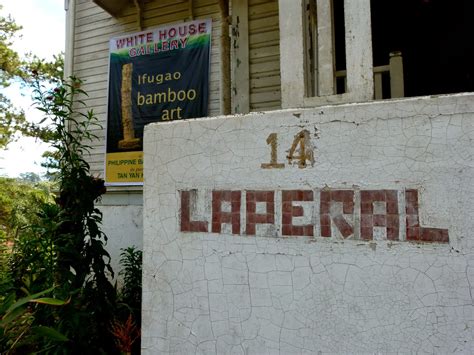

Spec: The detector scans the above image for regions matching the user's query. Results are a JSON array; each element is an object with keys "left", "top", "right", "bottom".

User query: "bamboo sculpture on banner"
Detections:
[{"left": 118, "top": 63, "right": 141, "bottom": 150}]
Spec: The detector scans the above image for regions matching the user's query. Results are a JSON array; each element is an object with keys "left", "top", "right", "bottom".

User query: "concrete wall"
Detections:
[
  {"left": 97, "top": 193, "right": 143, "bottom": 280},
  {"left": 143, "top": 93, "right": 474, "bottom": 353}
]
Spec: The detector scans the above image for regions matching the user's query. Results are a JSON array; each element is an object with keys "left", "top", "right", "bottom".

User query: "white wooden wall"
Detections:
[
  {"left": 73, "top": 0, "right": 222, "bottom": 177},
  {"left": 248, "top": 0, "right": 281, "bottom": 111}
]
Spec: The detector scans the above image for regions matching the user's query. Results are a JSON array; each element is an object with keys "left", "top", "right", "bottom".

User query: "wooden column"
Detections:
[
  {"left": 344, "top": 0, "right": 373, "bottom": 101},
  {"left": 278, "top": 0, "right": 305, "bottom": 108},
  {"left": 219, "top": 0, "right": 231, "bottom": 115},
  {"left": 231, "top": 0, "right": 250, "bottom": 114},
  {"left": 316, "top": 0, "right": 335, "bottom": 96},
  {"left": 187, "top": 0, "right": 194, "bottom": 20},
  {"left": 389, "top": 51, "right": 404, "bottom": 98}
]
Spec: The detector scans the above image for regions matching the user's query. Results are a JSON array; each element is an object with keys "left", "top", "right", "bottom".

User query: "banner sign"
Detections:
[{"left": 105, "top": 19, "right": 212, "bottom": 185}]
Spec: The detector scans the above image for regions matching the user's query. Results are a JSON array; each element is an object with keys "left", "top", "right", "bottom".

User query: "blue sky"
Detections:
[{"left": 0, "top": 0, "right": 64, "bottom": 177}]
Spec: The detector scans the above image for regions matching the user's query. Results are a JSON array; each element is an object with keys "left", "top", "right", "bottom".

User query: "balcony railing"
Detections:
[{"left": 335, "top": 51, "right": 404, "bottom": 99}]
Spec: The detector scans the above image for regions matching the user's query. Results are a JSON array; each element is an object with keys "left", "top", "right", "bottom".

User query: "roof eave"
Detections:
[{"left": 93, "top": 0, "right": 129, "bottom": 17}]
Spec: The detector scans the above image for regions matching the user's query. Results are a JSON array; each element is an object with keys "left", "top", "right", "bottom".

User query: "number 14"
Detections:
[{"left": 261, "top": 130, "right": 315, "bottom": 169}]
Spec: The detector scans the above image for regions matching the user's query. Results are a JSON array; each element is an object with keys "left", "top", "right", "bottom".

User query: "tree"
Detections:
[
  {"left": 0, "top": 8, "right": 22, "bottom": 85},
  {"left": 0, "top": 7, "right": 23, "bottom": 148},
  {"left": 0, "top": 4, "right": 63, "bottom": 149},
  {"left": 18, "top": 171, "right": 41, "bottom": 183}
]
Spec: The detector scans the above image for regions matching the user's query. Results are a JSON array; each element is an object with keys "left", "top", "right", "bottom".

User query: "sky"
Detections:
[{"left": 0, "top": 0, "right": 65, "bottom": 178}]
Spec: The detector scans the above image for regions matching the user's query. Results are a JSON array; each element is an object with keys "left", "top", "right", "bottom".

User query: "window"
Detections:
[{"left": 300, "top": 0, "right": 473, "bottom": 107}]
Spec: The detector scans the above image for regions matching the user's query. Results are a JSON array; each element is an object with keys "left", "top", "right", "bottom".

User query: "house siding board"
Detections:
[
  {"left": 76, "top": 6, "right": 112, "bottom": 19},
  {"left": 76, "top": 1, "right": 98, "bottom": 12},
  {"left": 72, "top": 0, "right": 222, "bottom": 179},
  {"left": 248, "top": 0, "right": 281, "bottom": 111}
]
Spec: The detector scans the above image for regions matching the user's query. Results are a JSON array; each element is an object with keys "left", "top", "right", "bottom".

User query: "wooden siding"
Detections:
[
  {"left": 248, "top": 0, "right": 281, "bottom": 111},
  {"left": 73, "top": 0, "right": 222, "bottom": 177}
]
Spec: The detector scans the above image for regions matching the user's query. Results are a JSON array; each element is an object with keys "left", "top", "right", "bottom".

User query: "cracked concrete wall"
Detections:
[{"left": 143, "top": 94, "right": 474, "bottom": 353}]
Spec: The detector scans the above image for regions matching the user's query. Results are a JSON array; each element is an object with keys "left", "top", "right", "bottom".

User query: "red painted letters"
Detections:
[
  {"left": 282, "top": 190, "right": 314, "bottom": 237},
  {"left": 246, "top": 191, "right": 275, "bottom": 235},
  {"left": 405, "top": 189, "right": 449, "bottom": 243},
  {"left": 360, "top": 190, "right": 399, "bottom": 241},
  {"left": 179, "top": 188, "right": 449, "bottom": 243},
  {"left": 320, "top": 190, "right": 354, "bottom": 238},
  {"left": 180, "top": 190, "right": 208, "bottom": 232},
  {"left": 212, "top": 191, "right": 241, "bottom": 234}
]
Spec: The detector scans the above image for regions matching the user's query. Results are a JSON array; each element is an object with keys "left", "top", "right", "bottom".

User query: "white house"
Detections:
[{"left": 65, "top": 0, "right": 474, "bottom": 352}]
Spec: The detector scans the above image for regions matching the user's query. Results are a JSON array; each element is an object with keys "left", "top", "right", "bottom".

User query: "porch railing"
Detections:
[{"left": 335, "top": 51, "right": 404, "bottom": 99}]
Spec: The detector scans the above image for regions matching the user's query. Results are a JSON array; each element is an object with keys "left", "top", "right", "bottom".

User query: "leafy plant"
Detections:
[
  {"left": 24, "top": 76, "right": 118, "bottom": 353},
  {"left": 119, "top": 246, "right": 142, "bottom": 316},
  {"left": 114, "top": 246, "right": 142, "bottom": 353},
  {"left": 110, "top": 314, "right": 140, "bottom": 354},
  {"left": 0, "top": 286, "right": 69, "bottom": 353},
  {"left": 0, "top": 177, "right": 53, "bottom": 241},
  {"left": 0, "top": 74, "right": 125, "bottom": 353}
]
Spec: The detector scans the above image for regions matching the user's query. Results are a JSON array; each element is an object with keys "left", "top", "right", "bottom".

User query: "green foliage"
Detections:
[
  {"left": 0, "top": 177, "right": 53, "bottom": 241},
  {"left": 0, "top": 5, "right": 27, "bottom": 148},
  {"left": 117, "top": 246, "right": 142, "bottom": 353},
  {"left": 40, "top": 149, "right": 61, "bottom": 181},
  {"left": 22, "top": 53, "right": 64, "bottom": 85},
  {"left": 0, "top": 286, "right": 69, "bottom": 353},
  {"left": 18, "top": 172, "right": 41, "bottom": 183},
  {"left": 0, "top": 7, "right": 22, "bottom": 85},
  {"left": 0, "top": 92, "right": 27, "bottom": 148},
  {"left": 119, "top": 246, "right": 142, "bottom": 314},
  {"left": 0, "top": 77, "right": 120, "bottom": 354},
  {"left": 8, "top": 204, "right": 58, "bottom": 296},
  {"left": 0, "top": 57, "right": 145, "bottom": 351},
  {"left": 29, "top": 77, "right": 117, "bottom": 353}
]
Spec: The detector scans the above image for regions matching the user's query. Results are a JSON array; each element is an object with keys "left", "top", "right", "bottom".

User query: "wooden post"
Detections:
[
  {"left": 316, "top": 0, "right": 335, "bottom": 96},
  {"left": 303, "top": 0, "right": 315, "bottom": 97},
  {"left": 389, "top": 51, "right": 404, "bottom": 98},
  {"left": 343, "top": 0, "right": 373, "bottom": 101},
  {"left": 219, "top": 0, "right": 231, "bottom": 115},
  {"left": 231, "top": 0, "right": 250, "bottom": 114},
  {"left": 278, "top": 0, "right": 305, "bottom": 108},
  {"left": 187, "top": 0, "right": 194, "bottom": 20},
  {"left": 374, "top": 72, "right": 383, "bottom": 99},
  {"left": 133, "top": 0, "right": 144, "bottom": 31}
]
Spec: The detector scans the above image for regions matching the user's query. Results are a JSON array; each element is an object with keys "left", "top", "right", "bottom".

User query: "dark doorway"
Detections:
[{"left": 371, "top": 0, "right": 474, "bottom": 97}]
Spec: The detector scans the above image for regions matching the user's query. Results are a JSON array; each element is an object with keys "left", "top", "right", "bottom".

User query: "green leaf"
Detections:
[
  {"left": 4, "top": 286, "right": 54, "bottom": 315},
  {"left": 29, "top": 297, "right": 70, "bottom": 306},
  {"left": 32, "top": 326, "right": 69, "bottom": 342},
  {"left": 0, "top": 304, "right": 26, "bottom": 327},
  {"left": 0, "top": 293, "right": 15, "bottom": 313}
]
